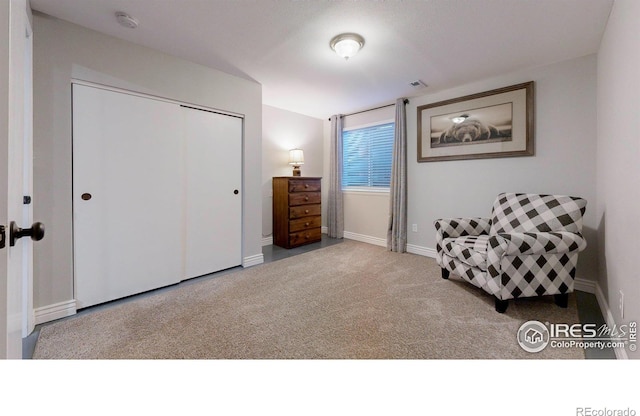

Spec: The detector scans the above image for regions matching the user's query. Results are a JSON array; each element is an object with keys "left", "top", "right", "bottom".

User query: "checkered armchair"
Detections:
[{"left": 434, "top": 193, "right": 587, "bottom": 313}]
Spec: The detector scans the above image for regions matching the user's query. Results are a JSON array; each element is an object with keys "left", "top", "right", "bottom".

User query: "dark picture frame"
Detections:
[{"left": 417, "top": 81, "right": 534, "bottom": 162}]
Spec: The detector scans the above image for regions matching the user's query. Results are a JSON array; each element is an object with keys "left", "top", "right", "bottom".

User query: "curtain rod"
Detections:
[{"left": 327, "top": 99, "right": 409, "bottom": 121}]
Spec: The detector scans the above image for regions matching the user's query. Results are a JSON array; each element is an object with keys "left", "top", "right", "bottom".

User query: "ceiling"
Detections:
[{"left": 29, "top": 0, "right": 613, "bottom": 119}]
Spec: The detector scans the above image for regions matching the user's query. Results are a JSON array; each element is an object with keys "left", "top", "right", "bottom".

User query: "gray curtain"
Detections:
[
  {"left": 387, "top": 98, "right": 408, "bottom": 252},
  {"left": 327, "top": 115, "right": 344, "bottom": 238}
]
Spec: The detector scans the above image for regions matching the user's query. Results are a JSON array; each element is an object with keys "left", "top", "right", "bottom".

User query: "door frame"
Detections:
[{"left": 21, "top": 10, "right": 33, "bottom": 337}]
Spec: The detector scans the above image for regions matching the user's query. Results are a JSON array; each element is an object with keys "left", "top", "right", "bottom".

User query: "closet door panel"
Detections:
[
  {"left": 73, "top": 84, "right": 184, "bottom": 308},
  {"left": 183, "top": 107, "right": 242, "bottom": 279}
]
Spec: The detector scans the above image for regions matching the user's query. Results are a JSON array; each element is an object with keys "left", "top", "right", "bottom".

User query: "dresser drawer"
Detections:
[
  {"left": 273, "top": 176, "right": 322, "bottom": 249},
  {"left": 289, "top": 227, "right": 321, "bottom": 246},
  {"left": 289, "top": 192, "right": 321, "bottom": 206},
  {"left": 289, "top": 215, "right": 321, "bottom": 233},
  {"left": 288, "top": 179, "right": 321, "bottom": 193},
  {"left": 289, "top": 204, "right": 321, "bottom": 219}
]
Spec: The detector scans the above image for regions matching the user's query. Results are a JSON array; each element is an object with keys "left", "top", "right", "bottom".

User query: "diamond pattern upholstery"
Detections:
[
  {"left": 443, "top": 235, "right": 490, "bottom": 270},
  {"left": 434, "top": 193, "right": 587, "bottom": 310}
]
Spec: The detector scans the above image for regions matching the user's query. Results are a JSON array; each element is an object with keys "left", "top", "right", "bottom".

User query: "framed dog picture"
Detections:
[{"left": 417, "top": 81, "right": 534, "bottom": 162}]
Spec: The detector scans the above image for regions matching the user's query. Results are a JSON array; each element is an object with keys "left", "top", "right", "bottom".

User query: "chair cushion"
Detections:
[
  {"left": 490, "top": 193, "right": 587, "bottom": 235},
  {"left": 443, "top": 235, "right": 490, "bottom": 271}
]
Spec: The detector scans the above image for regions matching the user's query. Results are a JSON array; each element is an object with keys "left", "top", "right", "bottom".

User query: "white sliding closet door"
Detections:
[
  {"left": 183, "top": 106, "right": 242, "bottom": 279},
  {"left": 73, "top": 84, "right": 184, "bottom": 309}
]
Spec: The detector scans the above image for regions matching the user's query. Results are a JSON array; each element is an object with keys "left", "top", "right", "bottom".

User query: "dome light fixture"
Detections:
[
  {"left": 330, "top": 33, "right": 365, "bottom": 60},
  {"left": 115, "top": 11, "right": 139, "bottom": 29}
]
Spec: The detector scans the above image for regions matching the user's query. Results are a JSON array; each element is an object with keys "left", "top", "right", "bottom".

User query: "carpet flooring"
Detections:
[{"left": 33, "top": 240, "right": 584, "bottom": 359}]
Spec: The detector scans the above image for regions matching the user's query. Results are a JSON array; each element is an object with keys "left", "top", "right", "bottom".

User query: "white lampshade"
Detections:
[
  {"left": 330, "top": 33, "right": 365, "bottom": 60},
  {"left": 288, "top": 149, "right": 304, "bottom": 166}
]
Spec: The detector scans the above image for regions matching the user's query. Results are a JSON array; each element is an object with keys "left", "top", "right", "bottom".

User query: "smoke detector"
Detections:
[{"left": 115, "top": 12, "right": 139, "bottom": 29}]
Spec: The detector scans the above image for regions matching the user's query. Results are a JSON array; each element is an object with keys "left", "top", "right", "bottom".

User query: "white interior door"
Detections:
[
  {"left": 183, "top": 107, "right": 242, "bottom": 279},
  {"left": 1, "top": 0, "right": 30, "bottom": 358},
  {"left": 73, "top": 84, "right": 184, "bottom": 309},
  {"left": 0, "top": 2, "right": 8, "bottom": 360}
]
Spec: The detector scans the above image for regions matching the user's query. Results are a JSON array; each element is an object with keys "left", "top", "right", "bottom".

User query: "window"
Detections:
[{"left": 342, "top": 122, "right": 394, "bottom": 190}]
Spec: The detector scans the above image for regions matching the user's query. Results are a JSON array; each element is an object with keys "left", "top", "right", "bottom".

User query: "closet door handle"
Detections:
[{"left": 233, "top": 189, "right": 239, "bottom": 195}]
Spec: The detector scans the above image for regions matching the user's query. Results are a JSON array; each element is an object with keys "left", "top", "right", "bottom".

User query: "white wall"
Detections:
[
  {"left": 262, "top": 105, "right": 323, "bottom": 239},
  {"left": 596, "top": 0, "right": 640, "bottom": 359},
  {"left": 409, "top": 55, "right": 598, "bottom": 280},
  {"left": 324, "top": 55, "right": 599, "bottom": 280},
  {"left": 32, "top": 13, "right": 262, "bottom": 313}
]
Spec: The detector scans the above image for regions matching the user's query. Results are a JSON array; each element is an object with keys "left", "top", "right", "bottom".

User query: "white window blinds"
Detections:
[{"left": 342, "top": 122, "right": 394, "bottom": 189}]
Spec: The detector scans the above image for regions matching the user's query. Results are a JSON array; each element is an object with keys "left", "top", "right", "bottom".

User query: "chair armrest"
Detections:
[
  {"left": 434, "top": 217, "right": 491, "bottom": 238},
  {"left": 434, "top": 218, "right": 491, "bottom": 267},
  {"left": 497, "top": 231, "right": 587, "bottom": 256}
]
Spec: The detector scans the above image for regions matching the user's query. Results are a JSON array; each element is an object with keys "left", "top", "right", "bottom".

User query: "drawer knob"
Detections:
[
  {"left": 305, "top": 222, "right": 310, "bottom": 227},
  {"left": 305, "top": 234, "right": 310, "bottom": 239},
  {"left": 304, "top": 196, "right": 309, "bottom": 201},
  {"left": 304, "top": 184, "right": 309, "bottom": 188},
  {"left": 304, "top": 209, "right": 309, "bottom": 214}
]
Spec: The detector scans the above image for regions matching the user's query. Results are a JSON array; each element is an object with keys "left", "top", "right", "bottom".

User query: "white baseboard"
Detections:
[
  {"left": 407, "top": 244, "right": 436, "bottom": 258},
  {"left": 321, "top": 226, "right": 328, "bottom": 234},
  {"left": 34, "top": 300, "right": 77, "bottom": 325},
  {"left": 341, "top": 233, "right": 438, "bottom": 258},
  {"left": 343, "top": 231, "right": 386, "bottom": 247},
  {"left": 574, "top": 278, "right": 596, "bottom": 294},
  {"left": 242, "top": 253, "right": 264, "bottom": 268},
  {"left": 594, "top": 282, "right": 628, "bottom": 359}
]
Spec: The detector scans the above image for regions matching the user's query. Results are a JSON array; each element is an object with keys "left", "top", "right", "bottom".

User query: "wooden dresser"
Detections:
[{"left": 272, "top": 176, "right": 322, "bottom": 248}]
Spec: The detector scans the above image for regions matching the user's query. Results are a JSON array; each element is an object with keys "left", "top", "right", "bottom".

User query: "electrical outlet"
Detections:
[
  {"left": 412, "top": 224, "right": 418, "bottom": 232},
  {"left": 619, "top": 290, "right": 624, "bottom": 319}
]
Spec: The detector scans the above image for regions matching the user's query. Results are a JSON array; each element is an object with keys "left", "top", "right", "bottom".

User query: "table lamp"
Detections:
[{"left": 289, "top": 148, "right": 304, "bottom": 176}]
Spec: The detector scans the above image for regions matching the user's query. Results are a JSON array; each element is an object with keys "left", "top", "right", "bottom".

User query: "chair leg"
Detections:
[
  {"left": 554, "top": 293, "right": 569, "bottom": 308},
  {"left": 441, "top": 268, "right": 450, "bottom": 279},
  {"left": 495, "top": 298, "right": 508, "bottom": 313}
]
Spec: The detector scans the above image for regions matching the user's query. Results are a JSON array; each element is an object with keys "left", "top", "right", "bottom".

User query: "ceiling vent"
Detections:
[
  {"left": 115, "top": 12, "right": 139, "bottom": 29},
  {"left": 409, "top": 80, "right": 427, "bottom": 89}
]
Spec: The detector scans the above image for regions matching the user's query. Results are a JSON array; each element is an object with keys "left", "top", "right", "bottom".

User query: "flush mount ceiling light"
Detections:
[
  {"left": 115, "top": 11, "right": 139, "bottom": 29},
  {"left": 330, "top": 33, "right": 365, "bottom": 60}
]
